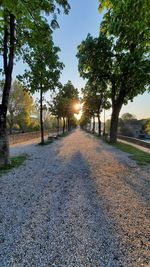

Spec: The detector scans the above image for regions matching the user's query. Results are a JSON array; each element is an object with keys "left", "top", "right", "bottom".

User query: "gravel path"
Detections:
[{"left": 0, "top": 129, "right": 150, "bottom": 267}]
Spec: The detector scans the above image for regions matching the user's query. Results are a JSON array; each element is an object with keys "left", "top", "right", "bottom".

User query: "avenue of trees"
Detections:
[
  {"left": 50, "top": 81, "right": 79, "bottom": 134},
  {"left": 0, "top": 0, "right": 70, "bottom": 166},
  {"left": 77, "top": 0, "right": 150, "bottom": 143},
  {"left": 0, "top": 0, "right": 150, "bottom": 167}
]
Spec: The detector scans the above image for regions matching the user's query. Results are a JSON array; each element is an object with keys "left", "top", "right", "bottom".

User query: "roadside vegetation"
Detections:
[
  {"left": 111, "top": 142, "right": 150, "bottom": 166},
  {"left": 0, "top": 154, "right": 27, "bottom": 175}
]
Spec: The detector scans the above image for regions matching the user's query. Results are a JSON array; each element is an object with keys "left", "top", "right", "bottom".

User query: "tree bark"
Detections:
[
  {"left": 97, "top": 114, "right": 101, "bottom": 136},
  {"left": 66, "top": 117, "right": 69, "bottom": 132},
  {"left": 40, "top": 87, "right": 44, "bottom": 144},
  {"left": 92, "top": 116, "right": 95, "bottom": 133},
  {"left": 68, "top": 117, "right": 71, "bottom": 132},
  {"left": 103, "top": 109, "right": 106, "bottom": 136},
  {"left": 57, "top": 117, "right": 60, "bottom": 134},
  {"left": 0, "top": 13, "right": 15, "bottom": 167},
  {"left": 63, "top": 117, "right": 65, "bottom": 134},
  {"left": 110, "top": 102, "right": 122, "bottom": 143},
  {"left": 0, "top": 106, "right": 10, "bottom": 166}
]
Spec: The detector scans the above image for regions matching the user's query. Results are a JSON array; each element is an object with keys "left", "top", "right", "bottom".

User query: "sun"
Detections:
[
  {"left": 74, "top": 103, "right": 80, "bottom": 111},
  {"left": 74, "top": 103, "right": 83, "bottom": 120}
]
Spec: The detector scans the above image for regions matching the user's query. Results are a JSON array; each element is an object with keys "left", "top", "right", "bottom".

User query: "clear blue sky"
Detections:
[{"left": 11, "top": 0, "right": 150, "bottom": 119}]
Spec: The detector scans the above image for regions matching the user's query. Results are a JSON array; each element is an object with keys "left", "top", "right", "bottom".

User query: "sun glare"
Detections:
[
  {"left": 74, "top": 103, "right": 80, "bottom": 111},
  {"left": 74, "top": 103, "right": 82, "bottom": 120}
]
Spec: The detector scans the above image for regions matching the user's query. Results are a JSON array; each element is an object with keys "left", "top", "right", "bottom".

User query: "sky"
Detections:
[{"left": 4, "top": 0, "right": 150, "bottom": 120}]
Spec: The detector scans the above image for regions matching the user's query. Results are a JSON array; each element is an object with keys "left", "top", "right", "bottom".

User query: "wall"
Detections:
[
  {"left": 9, "top": 130, "right": 57, "bottom": 145},
  {"left": 118, "top": 135, "right": 150, "bottom": 149}
]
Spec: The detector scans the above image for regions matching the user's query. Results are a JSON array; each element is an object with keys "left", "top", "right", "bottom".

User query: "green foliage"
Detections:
[
  {"left": 99, "top": 0, "right": 150, "bottom": 51},
  {"left": 38, "top": 140, "right": 53, "bottom": 146},
  {"left": 0, "top": 80, "right": 34, "bottom": 132},
  {"left": 99, "top": 0, "right": 150, "bottom": 101},
  {"left": 143, "top": 119, "right": 150, "bottom": 135},
  {"left": 79, "top": 114, "right": 90, "bottom": 129},
  {"left": 19, "top": 39, "right": 63, "bottom": 94},
  {"left": 77, "top": 34, "right": 113, "bottom": 84}
]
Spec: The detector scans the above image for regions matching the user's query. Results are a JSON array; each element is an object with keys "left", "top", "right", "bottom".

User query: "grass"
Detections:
[
  {"left": 38, "top": 140, "right": 53, "bottom": 146},
  {"left": 58, "top": 132, "right": 69, "bottom": 137},
  {"left": 109, "top": 141, "right": 150, "bottom": 166},
  {"left": 0, "top": 154, "right": 27, "bottom": 175}
]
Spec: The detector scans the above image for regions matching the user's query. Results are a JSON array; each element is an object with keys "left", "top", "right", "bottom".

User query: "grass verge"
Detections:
[
  {"left": 58, "top": 132, "right": 69, "bottom": 138},
  {"left": 38, "top": 140, "right": 53, "bottom": 146},
  {"left": 109, "top": 141, "right": 150, "bottom": 166},
  {"left": 0, "top": 154, "right": 27, "bottom": 175}
]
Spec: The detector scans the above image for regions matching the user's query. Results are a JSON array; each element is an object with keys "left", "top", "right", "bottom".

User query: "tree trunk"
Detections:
[
  {"left": 63, "top": 117, "right": 65, "bottom": 134},
  {"left": 57, "top": 117, "right": 60, "bottom": 134},
  {"left": 97, "top": 114, "right": 101, "bottom": 136},
  {"left": 68, "top": 117, "right": 71, "bottom": 132},
  {"left": 110, "top": 103, "right": 122, "bottom": 143},
  {"left": 0, "top": 13, "right": 15, "bottom": 167},
  {"left": 92, "top": 116, "right": 95, "bottom": 133},
  {"left": 66, "top": 117, "right": 69, "bottom": 132},
  {"left": 103, "top": 109, "right": 106, "bottom": 136},
  {"left": 40, "top": 87, "right": 44, "bottom": 144},
  {"left": 0, "top": 107, "right": 10, "bottom": 166}
]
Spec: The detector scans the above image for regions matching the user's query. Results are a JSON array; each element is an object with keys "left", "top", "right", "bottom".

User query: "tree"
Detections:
[
  {"left": 50, "top": 93, "right": 67, "bottom": 134},
  {"left": 19, "top": 38, "right": 63, "bottom": 144},
  {"left": 79, "top": 113, "right": 91, "bottom": 130},
  {"left": 118, "top": 113, "right": 138, "bottom": 137},
  {"left": 143, "top": 119, "right": 150, "bottom": 135},
  {"left": 50, "top": 81, "right": 79, "bottom": 133},
  {"left": 98, "top": 0, "right": 150, "bottom": 143},
  {"left": 7, "top": 80, "right": 33, "bottom": 133},
  {"left": 60, "top": 81, "right": 79, "bottom": 132},
  {"left": 77, "top": 35, "right": 112, "bottom": 135},
  {"left": 82, "top": 81, "right": 111, "bottom": 136},
  {"left": 0, "top": 0, "right": 70, "bottom": 166}
]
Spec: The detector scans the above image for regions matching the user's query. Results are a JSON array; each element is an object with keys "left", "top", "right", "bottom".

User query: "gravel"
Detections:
[{"left": 0, "top": 129, "right": 150, "bottom": 267}]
